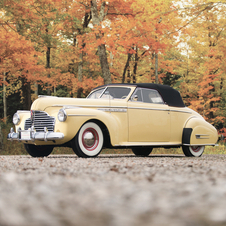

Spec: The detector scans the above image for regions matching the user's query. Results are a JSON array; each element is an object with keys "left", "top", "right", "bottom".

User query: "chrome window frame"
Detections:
[
  {"left": 100, "top": 87, "right": 131, "bottom": 99},
  {"left": 86, "top": 87, "right": 107, "bottom": 99},
  {"left": 130, "top": 88, "right": 165, "bottom": 105}
]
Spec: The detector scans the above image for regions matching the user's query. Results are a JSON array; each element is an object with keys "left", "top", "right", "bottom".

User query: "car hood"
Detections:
[{"left": 31, "top": 96, "right": 123, "bottom": 111}]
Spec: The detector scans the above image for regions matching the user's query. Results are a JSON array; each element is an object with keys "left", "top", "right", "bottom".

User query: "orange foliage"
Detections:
[
  {"left": 1, "top": 0, "right": 226, "bottom": 135},
  {"left": 0, "top": 28, "right": 46, "bottom": 86}
]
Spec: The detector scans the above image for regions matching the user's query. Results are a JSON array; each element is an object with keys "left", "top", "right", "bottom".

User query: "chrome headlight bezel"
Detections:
[
  {"left": 13, "top": 113, "right": 20, "bottom": 125},
  {"left": 58, "top": 109, "right": 67, "bottom": 122}
]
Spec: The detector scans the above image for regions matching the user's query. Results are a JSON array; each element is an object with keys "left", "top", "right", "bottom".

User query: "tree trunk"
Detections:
[
  {"left": 46, "top": 46, "right": 51, "bottom": 95},
  {"left": 126, "top": 67, "right": 131, "bottom": 83},
  {"left": 98, "top": 44, "right": 111, "bottom": 84},
  {"left": 77, "top": 51, "right": 83, "bottom": 97},
  {"left": 155, "top": 52, "right": 158, "bottom": 84},
  {"left": 91, "top": 0, "right": 111, "bottom": 84},
  {"left": 122, "top": 52, "right": 132, "bottom": 83},
  {"left": 21, "top": 77, "right": 31, "bottom": 110},
  {"left": 46, "top": 46, "right": 51, "bottom": 69},
  {"left": 35, "top": 83, "right": 38, "bottom": 96},
  {"left": 132, "top": 46, "right": 138, "bottom": 83},
  {"left": 76, "top": 12, "right": 91, "bottom": 97},
  {"left": 3, "top": 74, "right": 7, "bottom": 122},
  {"left": 0, "top": 124, "right": 3, "bottom": 150},
  {"left": 77, "top": 51, "right": 84, "bottom": 98}
]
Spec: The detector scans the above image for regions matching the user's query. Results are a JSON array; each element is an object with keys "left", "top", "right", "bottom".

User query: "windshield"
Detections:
[
  {"left": 87, "top": 87, "right": 131, "bottom": 99},
  {"left": 87, "top": 88, "right": 105, "bottom": 99}
]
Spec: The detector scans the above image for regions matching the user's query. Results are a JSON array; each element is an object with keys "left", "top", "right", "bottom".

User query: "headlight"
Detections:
[
  {"left": 58, "top": 109, "right": 67, "bottom": 122},
  {"left": 13, "top": 113, "right": 20, "bottom": 125}
]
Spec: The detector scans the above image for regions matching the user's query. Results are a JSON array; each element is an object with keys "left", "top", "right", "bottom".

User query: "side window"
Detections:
[
  {"left": 131, "top": 88, "right": 164, "bottom": 104},
  {"left": 142, "top": 89, "right": 164, "bottom": 104},
  {"left": 131, "top": 88, "right": 142, "bottom": 102}
]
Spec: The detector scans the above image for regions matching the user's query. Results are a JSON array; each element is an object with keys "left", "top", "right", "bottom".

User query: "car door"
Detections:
[{"left": 128, "top": 88, "right": 171, "bottom": 142}]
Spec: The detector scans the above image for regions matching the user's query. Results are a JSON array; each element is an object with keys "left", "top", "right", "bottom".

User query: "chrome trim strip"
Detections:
[
  {"left": 53, "top": 104, "right": 191, "bottom": 114},
  {"left": 128, "top": 107, "right": 169, "bottom": 111},
  {"left": 183, "top": 143, "right": 216, "bottom": 146},
  {"left": 196, "top": 134, "right": 210, "bottom": 139},
  {"left": 170, "top": 109, "right": 192, "bottom": 114},
  {"left": 115, "top": 142, "right": 181, "bottom": 146},
  {"left": 63, "top": 106, "right": 80, "bottom": 109},
  {"left": 53, "top": 105, "right": 81, "bottom": 108},
  {"left": 53, "top": 104, "right": 127, "bottom": 109},
  {"left": 98, "top": 108, "right": 127, "bottom": 112},
  {"left": 68, "top": 114, "right": 96, "bottom": 117},
  {"left": 196, "top": 134, "right": 210, "bottom": 136}
]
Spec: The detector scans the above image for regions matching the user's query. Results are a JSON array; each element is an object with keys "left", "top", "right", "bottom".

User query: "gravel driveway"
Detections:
[{"left": 0, "top": 154, "right": 226, "bottom": 226}]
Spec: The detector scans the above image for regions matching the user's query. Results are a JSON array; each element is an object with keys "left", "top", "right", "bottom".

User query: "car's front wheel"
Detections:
[
  {"left": 182, "top": 145, "right": 205, "bottom": 157},
  {"left": 72, "top": 122, "right": 104, "bottom": 158},
  {"left": 132, "top": 147, "right": 153, "bottom": 156},
  {"left": 24, "top": 144, "right": 53, "bottom": 157}
]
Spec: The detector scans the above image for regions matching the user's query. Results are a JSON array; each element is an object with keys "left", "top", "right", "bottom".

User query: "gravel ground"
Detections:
[{"left": 0, "top": 154, "right": 226, "bottom": 226}]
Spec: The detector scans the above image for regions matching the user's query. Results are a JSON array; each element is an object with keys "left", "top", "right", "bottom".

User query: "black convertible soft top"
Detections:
[
  {"left": 134, "top": 83, "right": 185, "bottom": 107},
  {"left": 92, "top": 83, "right": 185, "bottom": 108}
]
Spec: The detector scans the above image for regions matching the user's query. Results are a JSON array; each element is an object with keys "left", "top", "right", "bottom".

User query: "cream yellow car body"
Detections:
[{"left": 8, "top": 83, "right": 218, "bottom": 157}]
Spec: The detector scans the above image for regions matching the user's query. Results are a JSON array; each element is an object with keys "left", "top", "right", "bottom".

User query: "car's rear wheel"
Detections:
[
  {"left": 182, "top": 145, "right": 205, "bottom": 157},
  {"left": 24, "top": 144, "right": 53, "bottom": 157},
  {"left": 72, "top": 122, "right": 104, "bottom": 158},
  {"left": 132, "top": 147, "right": 153, "bottom": 156}
]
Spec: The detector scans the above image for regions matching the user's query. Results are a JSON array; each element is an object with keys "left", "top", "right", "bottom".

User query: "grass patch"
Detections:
[{"left": 1, "top": 122, "right": 226, "bottom": 155}]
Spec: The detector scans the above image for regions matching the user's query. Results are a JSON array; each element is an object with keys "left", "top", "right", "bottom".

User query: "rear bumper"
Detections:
[{"left": 7, "top": 127, "right": 64, "bottom": 142}]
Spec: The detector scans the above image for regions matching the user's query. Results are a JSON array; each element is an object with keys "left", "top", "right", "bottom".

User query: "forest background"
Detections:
[{"left": 1, "top": 0, "right": 226, "bottom": 146}]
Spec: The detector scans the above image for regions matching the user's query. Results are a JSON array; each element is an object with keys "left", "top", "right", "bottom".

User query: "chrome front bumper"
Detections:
[{"left": 7, "top": 127, "right": 64, "bottom": 142}]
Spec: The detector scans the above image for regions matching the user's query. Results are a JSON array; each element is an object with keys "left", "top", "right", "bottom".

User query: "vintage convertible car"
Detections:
[{"left": 8, "top": 83, "right": 218, "bottom": 158}]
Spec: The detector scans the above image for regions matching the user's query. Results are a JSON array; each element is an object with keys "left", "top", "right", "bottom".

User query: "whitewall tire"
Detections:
[
  {"left": 72, "top": 122, "right": 104, "bottom": 158},
  {"left": 182, "top": 145, "right": 205, "bottom": 157}
]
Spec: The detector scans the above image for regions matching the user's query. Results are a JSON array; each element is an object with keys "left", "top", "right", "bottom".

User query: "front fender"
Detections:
[
  {"left": 182, "top": 117, "right": 218, "bottom": 146},
  {"left": 54, "top": 107, "right": 126, "bottom": 145},
  {"left": 14, "top": 111, "right": 31, "bottom": 131}
]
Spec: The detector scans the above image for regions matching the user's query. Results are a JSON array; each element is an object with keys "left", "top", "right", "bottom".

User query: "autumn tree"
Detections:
[
  {"left": 2, "top": 0, "right": 226, "bottom": 139},
  {"left": 0, "top": 25, "right": 46, "bottom": 116},
  {"left": 174, "top": 0, "right": 226, "bottom": 134}
]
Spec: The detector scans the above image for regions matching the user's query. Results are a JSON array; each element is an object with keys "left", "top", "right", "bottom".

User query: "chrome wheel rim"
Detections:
[
  {"left": 191, "top": 146, "right": 202, "bottom": 152},
  {"left": 82, "top": 128, "right": 99, "bottom": 151}
]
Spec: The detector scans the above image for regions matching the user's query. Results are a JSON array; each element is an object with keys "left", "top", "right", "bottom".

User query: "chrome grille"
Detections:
[
  {"left": 24, "top": 111, "right": 55, "bottom": 132},
  {"left": 25, "top": 118, "right": 32, "bottom": 130}
]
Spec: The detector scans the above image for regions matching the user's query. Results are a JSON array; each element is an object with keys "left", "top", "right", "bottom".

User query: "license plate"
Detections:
[{"left": 21, "top": 131, "right": 31, "bottom": 140}]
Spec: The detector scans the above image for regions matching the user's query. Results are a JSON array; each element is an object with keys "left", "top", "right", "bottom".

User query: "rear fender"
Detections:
[{"left": 182, "top": 117, "right": 218, "bottom": 146}]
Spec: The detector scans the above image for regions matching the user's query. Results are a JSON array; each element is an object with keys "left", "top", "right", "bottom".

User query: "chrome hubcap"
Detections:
[
  {"left": 83, "top": 131, "right": 95, "bottom": 148},
  {"left": 191, "top": 146, "right": 201, "bottom": 152}
]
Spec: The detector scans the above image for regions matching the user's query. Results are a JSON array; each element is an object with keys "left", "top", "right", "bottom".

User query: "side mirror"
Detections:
[{"left": 132, "top": 95, "right": 138, "bottom": 101}]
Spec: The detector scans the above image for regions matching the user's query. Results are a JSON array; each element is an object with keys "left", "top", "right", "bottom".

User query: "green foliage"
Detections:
[
  {"left": 52, "top": 87, "right": 71, "bottom": 97},
  {"left": 0, "top": 87, "right": 23, "bottom": 121},
  {"left": 162, "top": 72, "right": 181, "bottom": 87}
]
